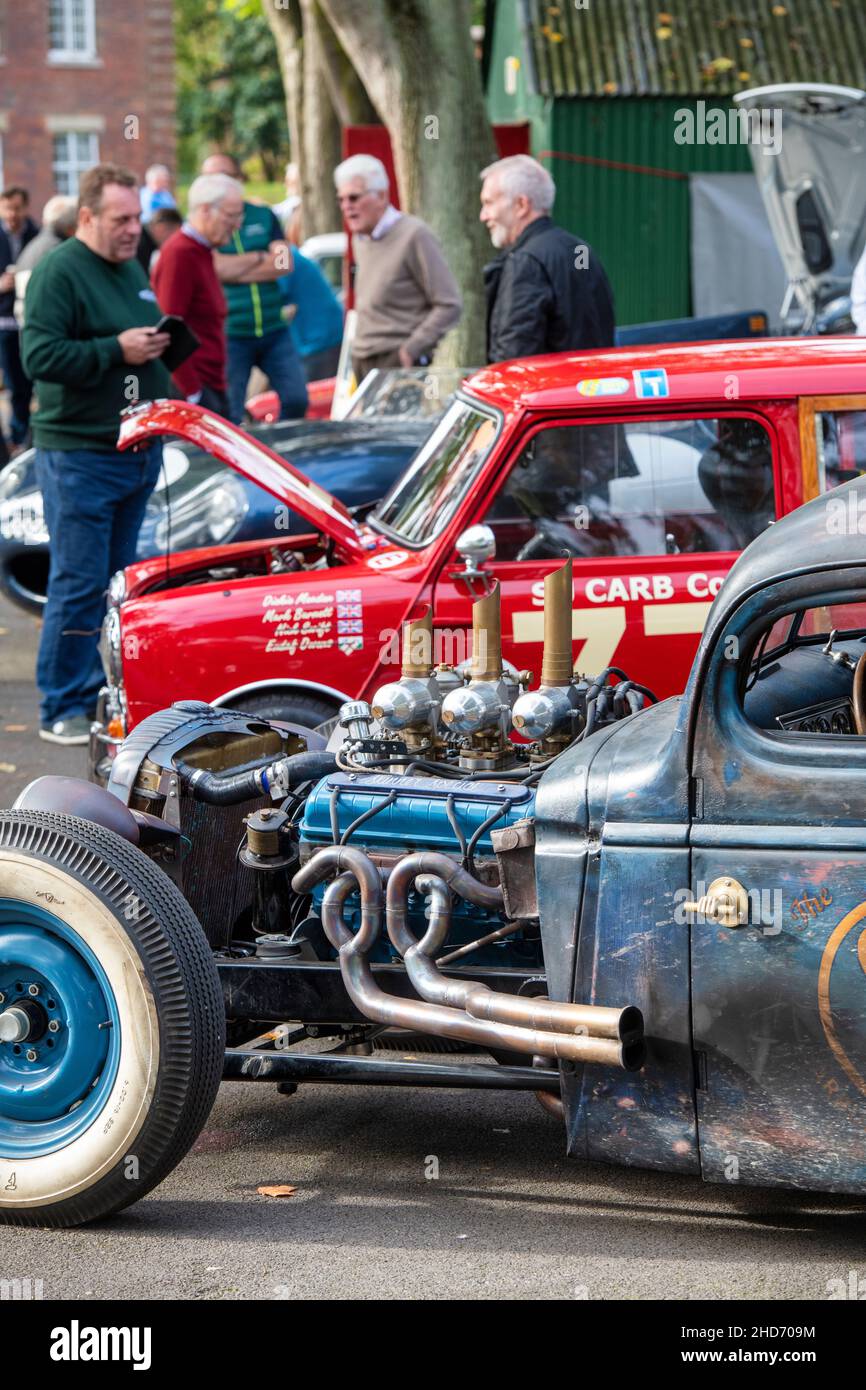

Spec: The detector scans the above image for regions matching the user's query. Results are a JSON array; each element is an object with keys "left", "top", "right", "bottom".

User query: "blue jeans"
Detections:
[
  {"left": 0, "top": 327, "right": 33, "bottom": 445},
  {"left": 227, "top": 326, "right": 308, "bottom": 424},
  {"left": 302, "top": 343, "right": 342, "bottom": 382},
  {"left": 35, "top": 443, "right": 163, "bottom": 725}
]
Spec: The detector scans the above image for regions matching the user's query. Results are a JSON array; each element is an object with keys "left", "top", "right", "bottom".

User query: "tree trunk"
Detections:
[
  {"left": 297, "top": 0, "right": 343, "bottom": 236},
  {"left": 317, "top": 0, "right": 495, "bottom": 367},
  {"left": 262, "top": 0, "right": 342, "bottom": 237},
  {"left": 261, "top": 0, "right": 304, "bottom": 169}
]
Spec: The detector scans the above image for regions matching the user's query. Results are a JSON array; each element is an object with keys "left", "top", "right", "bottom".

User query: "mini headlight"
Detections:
[
  {"left": 108, "top": 569, "right": 127, "bottom": 608},
  {"left": 99, "top": 607, "right": 122, "bottom": 685}
]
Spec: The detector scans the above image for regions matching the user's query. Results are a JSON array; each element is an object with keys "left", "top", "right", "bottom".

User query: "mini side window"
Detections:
[
  {"left": 814, "top": 410, "right": 866, "bottom": 492},
  {"left": 482, "top": 417, "right": 775, "bottom": 562}
]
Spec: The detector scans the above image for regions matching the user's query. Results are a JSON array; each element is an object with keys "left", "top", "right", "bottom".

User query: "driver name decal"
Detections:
[{"left": 260, "top": 589, "right": 336, "bottom": 657}]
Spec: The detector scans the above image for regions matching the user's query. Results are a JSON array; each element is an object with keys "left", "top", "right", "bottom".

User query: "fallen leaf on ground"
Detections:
[
  {"left": 257, "top": 1184, "right": 297, "bottom": 1198},
  {"left": 0, "top": 627, "right": 7, "bottom": 636},
  {"left": 0, "top": 763, "right": 16, "bottom": 773},
  {"left": 4, "top": 725, "right": 26, "bottom": 732}
]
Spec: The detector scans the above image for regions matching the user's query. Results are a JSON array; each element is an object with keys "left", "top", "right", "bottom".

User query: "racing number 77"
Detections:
[{"left": 511, "top": 602, "right": 713, "bottom": 675}]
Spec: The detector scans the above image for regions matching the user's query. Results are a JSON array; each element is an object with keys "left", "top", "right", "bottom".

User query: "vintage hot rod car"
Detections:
[
  {"left": 3, "top": 474, "right": 866, "bottom": 1225},
  {"left": 89, "top": 337, "right": 866, "bottom": 783}
]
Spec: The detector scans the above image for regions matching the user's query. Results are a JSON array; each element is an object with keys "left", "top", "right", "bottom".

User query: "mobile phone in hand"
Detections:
[{"left": 151, "top": 314, "right": 200, "bottom": 372}]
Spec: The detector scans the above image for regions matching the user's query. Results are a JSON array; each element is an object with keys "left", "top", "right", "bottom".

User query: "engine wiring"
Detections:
[
  {"left": 464, "top": 800, "right": 513, "bottom": 875},
  {"left": 338, "top": 788, "right": 399, "bottom": 845}
]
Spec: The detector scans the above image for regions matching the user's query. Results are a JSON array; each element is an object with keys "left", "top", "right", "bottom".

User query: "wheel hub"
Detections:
[
  {"left": 0, "top": 903, "right": 120, "bottom": 1157},
  {"left": 0, "top": 1001, "right": 45, "bottom": 1043}
]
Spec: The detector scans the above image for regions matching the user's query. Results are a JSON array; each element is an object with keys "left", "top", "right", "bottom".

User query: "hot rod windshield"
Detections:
[
  {"left": 371, "top": 398, "right": 500, "bottom": 545},
  {"left": 750, "top": 600, "right": 866, "bottom": 671}
]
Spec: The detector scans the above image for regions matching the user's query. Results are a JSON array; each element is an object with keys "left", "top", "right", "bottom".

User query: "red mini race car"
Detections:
[{"left": 92, "top": 338, "right": 866, "bottom": 777}]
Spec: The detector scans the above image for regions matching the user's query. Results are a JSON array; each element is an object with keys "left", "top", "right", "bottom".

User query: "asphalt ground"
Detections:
[
  {"left": 0, "top": 597, "right": 85, "bottom": 802},
  {"left": 0, "top": 592, "right": 865, "bottom": 1302}
]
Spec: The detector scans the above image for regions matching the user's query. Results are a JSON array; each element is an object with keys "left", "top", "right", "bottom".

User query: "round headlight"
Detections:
[
  {"left": 99, "top": 607, "right": 122, "bottom": 685},
  {"left": 108, "top": 569, "right": 127, "bottom": 608},
  {"left": 205, "top": 476, "right": 249, "bottom": 544}
]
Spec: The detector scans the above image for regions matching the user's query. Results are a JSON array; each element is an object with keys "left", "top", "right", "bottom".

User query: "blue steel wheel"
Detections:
[{"left": 0, "top": 811, "right": 225, "bottom": 1227}]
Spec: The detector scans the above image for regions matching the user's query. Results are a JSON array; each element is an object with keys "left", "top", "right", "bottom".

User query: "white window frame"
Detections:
[
  {"left": 48, "top": 0, "right": 97, "bottom": 64},
  {"left": 52, "top": 130, "right": 100, "bottom": 196}
]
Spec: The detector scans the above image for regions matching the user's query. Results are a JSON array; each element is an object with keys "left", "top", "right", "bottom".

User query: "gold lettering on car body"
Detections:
[
  {"left": 818, "top": 902, "right": 866, "bottom": 1098},
  {"left": 790, "top": 886, "right": 833, "bottom": 924}
]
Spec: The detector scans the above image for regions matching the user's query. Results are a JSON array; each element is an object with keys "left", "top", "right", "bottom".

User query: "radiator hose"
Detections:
[{"left": 175, "top": 750, "right": 337, "bottom": 806}]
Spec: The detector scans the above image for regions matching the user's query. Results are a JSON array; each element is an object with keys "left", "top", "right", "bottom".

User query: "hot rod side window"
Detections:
[
  {"left": 743, "top": 600, "right": 866, "bottom": 734},
  {"left": 481, "top": 416, "right": 775, "bottom": 562}
]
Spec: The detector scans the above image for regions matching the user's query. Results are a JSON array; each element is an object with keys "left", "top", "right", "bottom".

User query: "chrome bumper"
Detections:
[{"left": 89, "top": 684, "right": 127, "bottom": 786}]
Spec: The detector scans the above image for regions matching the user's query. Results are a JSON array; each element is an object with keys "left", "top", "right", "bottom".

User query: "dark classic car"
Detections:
[
  {"left": 0, "top": 367, "right": 458, "bottom": 616},
  {"left": 3, "top": 469, "right": 866, "bottom": 1225}
]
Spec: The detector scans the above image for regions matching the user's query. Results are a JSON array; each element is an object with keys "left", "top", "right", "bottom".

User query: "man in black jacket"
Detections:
[
  {"left": 480, "top": 155, "right": 614, "bottom": 363},
  {"left": 0, "top": 186, "right": 39, "bottom": 453}
]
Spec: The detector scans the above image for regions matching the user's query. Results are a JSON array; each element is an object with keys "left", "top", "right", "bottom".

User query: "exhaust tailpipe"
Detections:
[
  {"left": 401, "top": 605, "right": 434, "bottom": 679},
  {"left": 541, "top": 558, "right": 573, "bottom": 688},
  {"left": 470, "top": 582, "right": 502, "bottom": 681}
]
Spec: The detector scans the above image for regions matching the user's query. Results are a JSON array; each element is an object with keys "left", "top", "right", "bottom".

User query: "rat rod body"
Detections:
[{"left": 3, "top": 465, "right": 866, "bottom": 1224}]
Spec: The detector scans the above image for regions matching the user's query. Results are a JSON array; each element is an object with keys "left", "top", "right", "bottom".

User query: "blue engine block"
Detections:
[{"left": 299, "top": 772, "right": 541, "bottom": 966}]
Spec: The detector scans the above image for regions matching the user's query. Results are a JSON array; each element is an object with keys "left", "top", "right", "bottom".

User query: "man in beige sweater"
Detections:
[{"left": 334, "top": 154, "right": 461, "bottom": 383}]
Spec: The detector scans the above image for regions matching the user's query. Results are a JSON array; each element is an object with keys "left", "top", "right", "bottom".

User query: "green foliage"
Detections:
[{"left": 175, "top": 0, "right": 290, "bottom": 179}]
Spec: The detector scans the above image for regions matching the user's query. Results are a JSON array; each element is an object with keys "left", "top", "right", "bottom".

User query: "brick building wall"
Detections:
[{"left": 0, "top": 0, "right": 175, "bottom": 212}]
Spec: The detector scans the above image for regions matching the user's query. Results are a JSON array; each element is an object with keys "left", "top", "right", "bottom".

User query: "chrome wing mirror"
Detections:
[{"left": 451, "top": 524, "right": 496, "bottom": 583}]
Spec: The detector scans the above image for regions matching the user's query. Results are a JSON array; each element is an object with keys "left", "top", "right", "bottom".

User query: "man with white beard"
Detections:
[{"left": 479, "top": 154, "right": 615, "bottom": 363}]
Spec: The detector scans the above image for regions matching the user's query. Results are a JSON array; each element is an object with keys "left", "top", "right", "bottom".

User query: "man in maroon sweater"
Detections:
[{"left": 152, "top": 172, "right": 272, "bottom": 414}]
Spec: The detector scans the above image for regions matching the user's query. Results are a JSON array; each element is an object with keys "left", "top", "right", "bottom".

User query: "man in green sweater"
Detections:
[{"left": 21, "top": 163, "right": 171, "bottom": 744}]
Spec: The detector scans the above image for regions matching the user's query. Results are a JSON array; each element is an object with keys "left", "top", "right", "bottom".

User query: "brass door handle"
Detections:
[{"left": 682, "top": 876, "right": 749, "bottom": 928}]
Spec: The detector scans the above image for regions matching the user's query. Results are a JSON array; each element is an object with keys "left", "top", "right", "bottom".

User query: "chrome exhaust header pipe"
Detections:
[
  {"left": 385, "top": 856, "right": 643, "bottom": 1056},
  {"left": 292, "top": 848, "right": 644, "bottom": 1070}
]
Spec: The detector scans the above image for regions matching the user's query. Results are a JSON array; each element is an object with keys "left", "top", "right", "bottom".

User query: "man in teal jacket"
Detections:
[{"left": 202, "top": 154, "right": 307, "bottom": 424}]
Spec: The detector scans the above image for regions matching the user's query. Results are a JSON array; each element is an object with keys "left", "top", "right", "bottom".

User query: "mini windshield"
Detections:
[{"left": 372, "top": 398, "right": 499, "bottom": 544}]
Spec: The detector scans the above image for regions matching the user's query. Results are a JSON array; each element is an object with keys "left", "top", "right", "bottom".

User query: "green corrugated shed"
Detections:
[
  {"left": 547, "top": 98, "right": 752, "bottom": 322},
  {"left": 485, "top": 0, "right": 866, "bottom": 324}
]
